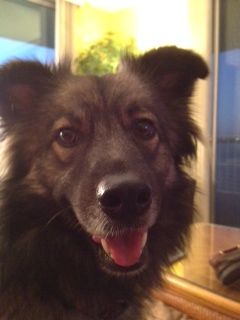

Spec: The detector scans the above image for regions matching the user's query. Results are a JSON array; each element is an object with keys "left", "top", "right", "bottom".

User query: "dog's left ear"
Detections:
[
  {"left": 120, "top": 46, "right": 209, "bottom": 100},
  {"left": 0, "top": 61, "right": 53, "bottom": 119}
]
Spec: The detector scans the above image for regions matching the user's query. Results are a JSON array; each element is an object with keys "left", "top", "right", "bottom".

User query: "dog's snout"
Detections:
[{"left": 96, "top": 174, "right": 152, "bottom": 216}]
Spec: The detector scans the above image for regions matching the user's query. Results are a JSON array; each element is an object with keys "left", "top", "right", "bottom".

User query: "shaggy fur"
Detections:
[{"left": 0, "top": 47, "right": 208, "bottom": 320}]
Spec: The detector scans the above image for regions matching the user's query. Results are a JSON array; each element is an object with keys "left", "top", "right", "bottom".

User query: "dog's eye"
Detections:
[
  {"left": 135, "top": 120, "right": 156, "bottom": 140},
  {"left": 57, "top": 128, "right": 80, "bottom": 147}
]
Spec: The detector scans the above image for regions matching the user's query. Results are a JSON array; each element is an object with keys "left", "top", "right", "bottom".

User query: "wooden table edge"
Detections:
[{"left": 153, "top": 273, "right": 240, "bottom": 319}]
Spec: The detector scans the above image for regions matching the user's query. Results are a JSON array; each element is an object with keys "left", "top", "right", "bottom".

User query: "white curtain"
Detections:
[
  {"left": 55, "top": 0, "right": 79, "bottom": 62},
  {"left": 187, "top": 0, "right": 212, "bottom": 222}
]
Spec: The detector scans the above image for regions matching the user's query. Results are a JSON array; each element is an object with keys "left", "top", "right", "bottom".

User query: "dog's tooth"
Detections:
[
  {"left": 101, "top": 238, "right": 110, "bottom": 255},
  {"left": 142, "top": 232, "right": 148, "bottom": 249}
]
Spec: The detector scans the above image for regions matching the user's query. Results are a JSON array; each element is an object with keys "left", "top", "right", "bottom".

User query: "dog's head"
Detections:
[{"left": 0, "top": 47, "right": 208, "bottom": 277}]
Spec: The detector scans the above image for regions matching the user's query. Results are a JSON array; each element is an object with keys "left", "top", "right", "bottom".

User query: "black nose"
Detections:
[{"left": 96, "top": 173, "right": 152, "bottom": 216}]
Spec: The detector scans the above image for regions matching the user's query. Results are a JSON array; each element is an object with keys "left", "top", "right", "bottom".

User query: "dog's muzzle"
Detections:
[{"left": 92, "top": 173, "right": 152, "bottom": 268}]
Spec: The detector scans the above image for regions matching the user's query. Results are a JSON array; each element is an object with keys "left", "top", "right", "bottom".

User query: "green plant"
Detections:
[{"left": 75, "top": 33, "right": 137, "bottom": 75}]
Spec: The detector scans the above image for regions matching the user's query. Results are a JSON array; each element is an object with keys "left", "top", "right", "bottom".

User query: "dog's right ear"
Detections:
[
  {"left": 0, "top": 61, "right": 53, "bottom": 119},
  {"left": 119, "top": 46, "right": 209, "bottom": 101}
]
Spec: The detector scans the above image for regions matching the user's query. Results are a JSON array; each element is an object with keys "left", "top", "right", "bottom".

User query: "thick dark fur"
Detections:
[{"left": 0, "top": 47, "right": 208, "bottom": 320}]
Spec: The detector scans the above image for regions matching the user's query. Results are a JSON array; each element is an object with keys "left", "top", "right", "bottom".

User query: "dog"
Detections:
[{"left": 0, "top": 46, "right": 208, "bottom": 320}]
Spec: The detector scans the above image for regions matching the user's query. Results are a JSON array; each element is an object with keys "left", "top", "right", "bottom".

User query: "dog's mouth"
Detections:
[{"left": 92, "top": 229, "right": 148, "bottom": 268}]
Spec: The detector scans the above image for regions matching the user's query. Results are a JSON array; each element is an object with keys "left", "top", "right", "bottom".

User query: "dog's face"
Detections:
[{"left": 0, "top": 47, "right": 208, "bottom": 277}]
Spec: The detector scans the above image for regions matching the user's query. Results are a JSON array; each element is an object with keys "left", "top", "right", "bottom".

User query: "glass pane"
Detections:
[
  {"left": 214, "top": 0, "right": 240, "bottom": 227},
  {"left": 0, "top": 0, "right": 55, "bottom": 64}
]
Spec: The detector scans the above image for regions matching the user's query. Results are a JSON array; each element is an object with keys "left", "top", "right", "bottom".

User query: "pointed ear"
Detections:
[
  {"left": 0, "top": 61, "right": 53, "bottom": 118},
  {"left": 120, "top": 46, "right": 209, "bottom": 100}
]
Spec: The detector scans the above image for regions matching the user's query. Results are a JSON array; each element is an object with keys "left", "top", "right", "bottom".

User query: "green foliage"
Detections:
[{"left": 75, "top": 33, "right": 138, "bottom": 75}]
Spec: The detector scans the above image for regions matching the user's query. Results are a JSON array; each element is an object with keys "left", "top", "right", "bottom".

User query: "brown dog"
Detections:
[{"left": 0, "top": 47, "right": 208, "bottom": 319}]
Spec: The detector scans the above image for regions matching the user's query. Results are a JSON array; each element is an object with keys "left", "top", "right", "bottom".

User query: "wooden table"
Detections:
[{"left": 153, "top": 224, "right": 240, "bottom": 319}]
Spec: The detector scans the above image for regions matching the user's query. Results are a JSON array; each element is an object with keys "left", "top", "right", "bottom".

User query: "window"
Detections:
[
  {"left": 213, "top": 0, "right": 240, "bottom": 227},
  {"left": 0, "top": 0, "right": 55, "bottom": 64}
]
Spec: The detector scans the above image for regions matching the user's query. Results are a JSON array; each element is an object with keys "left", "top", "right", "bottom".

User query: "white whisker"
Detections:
[{"left": 45, "top": 206, "right": 71, "bottom": 226}]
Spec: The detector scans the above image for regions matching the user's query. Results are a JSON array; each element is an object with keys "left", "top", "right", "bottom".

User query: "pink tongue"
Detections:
[{"left": 105, "top": 231, "right": 145, "bottom": 267}]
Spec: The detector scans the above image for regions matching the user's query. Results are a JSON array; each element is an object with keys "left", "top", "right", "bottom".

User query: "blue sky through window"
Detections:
[
  {"left": 0, "top": 37, "right": 55, "bottom": 65},
  {"left": 218, "top": 49, "right": 240, "bottom": 137}
]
